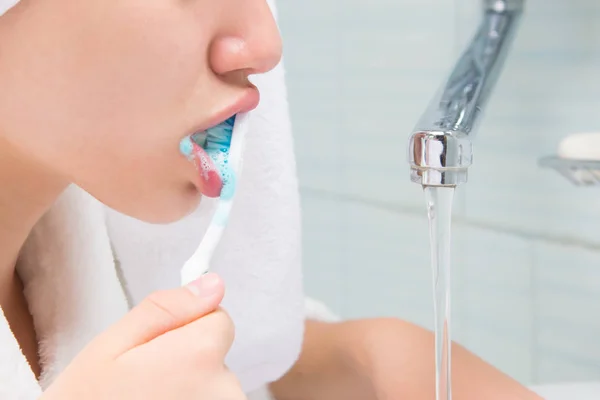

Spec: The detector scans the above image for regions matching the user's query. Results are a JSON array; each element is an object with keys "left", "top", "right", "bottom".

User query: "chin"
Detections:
[{"left": 122, "top": 184, "right": 202, "bottom": 225}]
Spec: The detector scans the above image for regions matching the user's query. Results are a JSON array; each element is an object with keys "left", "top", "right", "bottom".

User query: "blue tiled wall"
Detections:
[{"left": 278, "top": 0, "right": 600, "bottom": 385}]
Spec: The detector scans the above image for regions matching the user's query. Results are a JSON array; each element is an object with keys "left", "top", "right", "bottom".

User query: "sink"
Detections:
[{"left": 531, "top": 382, "right": 600, "bottom": 399}]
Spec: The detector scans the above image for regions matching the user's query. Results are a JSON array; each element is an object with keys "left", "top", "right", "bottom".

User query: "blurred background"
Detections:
[{"left": 277, "top": 0, "right": 600, "bottom": 386}]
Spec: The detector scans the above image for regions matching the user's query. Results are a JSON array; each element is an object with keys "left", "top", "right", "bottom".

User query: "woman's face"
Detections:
[{"left": 0, "top": 0, "right": 281, "bottom": 223}]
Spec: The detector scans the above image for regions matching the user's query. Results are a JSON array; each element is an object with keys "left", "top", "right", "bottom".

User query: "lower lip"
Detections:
[
  {"left": 180, "top": 137, "right": 223, "bottom": 197},
  {"left": 193, "top": 143, "right": 223, "bottom": 198}
]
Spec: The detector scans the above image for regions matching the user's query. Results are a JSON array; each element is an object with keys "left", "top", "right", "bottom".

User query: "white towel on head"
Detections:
[{"left": 0, "top": 0, "right": 17, "bottom": 15}]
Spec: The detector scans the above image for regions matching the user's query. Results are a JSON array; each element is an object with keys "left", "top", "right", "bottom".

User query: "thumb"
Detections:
[{"left": 92, "top": 272, "right": 224, "bottom": 358}]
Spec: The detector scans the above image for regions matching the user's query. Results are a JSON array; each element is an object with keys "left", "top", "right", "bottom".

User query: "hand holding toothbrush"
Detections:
[{"left": 41, "top": 273, "right": 246, "bottom": 400}]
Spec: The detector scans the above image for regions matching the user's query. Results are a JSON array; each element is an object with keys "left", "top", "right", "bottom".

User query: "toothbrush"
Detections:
[{"left": 180, "top": 113, "right": 250, "bottom": 285}]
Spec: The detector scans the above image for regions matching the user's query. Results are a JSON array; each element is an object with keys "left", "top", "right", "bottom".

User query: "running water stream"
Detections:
[{"left": 424, "top": 186, "right": 455, "bottom": 400}]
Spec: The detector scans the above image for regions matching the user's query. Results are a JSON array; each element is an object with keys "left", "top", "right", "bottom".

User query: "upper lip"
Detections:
[{"left": 191, "top": 86, "right": 260, "bottom": 134}]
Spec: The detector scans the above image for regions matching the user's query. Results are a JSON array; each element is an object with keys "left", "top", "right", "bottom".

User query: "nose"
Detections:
[{"left": 209, "top": 1, "right": 283, "bottom": 78}]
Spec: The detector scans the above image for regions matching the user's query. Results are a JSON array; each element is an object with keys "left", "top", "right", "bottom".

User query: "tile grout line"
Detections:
[{"left": 300, "top": 186, "right": 600, "bottom": 251}]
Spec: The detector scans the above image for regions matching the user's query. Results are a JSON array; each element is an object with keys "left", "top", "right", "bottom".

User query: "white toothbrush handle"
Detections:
[
  {"left": 180, "top": 113, "right": 249, "bottom": 286},
  {"left": 180, "top": 224, "right": 223, "bottom": 285},
  {"left": 180, "top": 201, "right": 233, "bottom": 285}
]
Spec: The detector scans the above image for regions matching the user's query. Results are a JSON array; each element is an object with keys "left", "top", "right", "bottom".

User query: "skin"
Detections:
[
  {"left": 42, "top": 274, "right": 248, "bottom": 399},
  {"left": 0, "top": 0, "right": 280, "bottom": 387},
  {"left": 273, "top": 320, "right": 544, "bottom": 400},
  {"left": 0, "top": 0, "right": 281, "bottom": 223},
  {"left": 0, "top": 0, "right": 544, "bottom": 398}
]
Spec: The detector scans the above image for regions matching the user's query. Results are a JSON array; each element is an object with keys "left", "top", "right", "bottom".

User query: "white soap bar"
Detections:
[{"left": 558, "top": 132, "right": 600, "bottom": 161}]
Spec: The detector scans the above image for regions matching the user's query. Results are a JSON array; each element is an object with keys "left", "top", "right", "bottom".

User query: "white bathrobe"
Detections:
[{"left": 0, "top": 1, "right": 338, "bottom": 398}]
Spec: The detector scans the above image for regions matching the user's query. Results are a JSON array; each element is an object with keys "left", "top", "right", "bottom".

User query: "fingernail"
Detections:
[{"left": 186, "top": 273, "right": 221, "bottom": 297}]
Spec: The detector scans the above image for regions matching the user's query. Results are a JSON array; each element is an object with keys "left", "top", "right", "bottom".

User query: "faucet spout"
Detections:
[{"left": 408, "top": 0, "right": 525, "bottom": 187}]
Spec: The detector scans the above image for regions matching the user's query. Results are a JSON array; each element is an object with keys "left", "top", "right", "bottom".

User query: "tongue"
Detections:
[{"left": 193, "top": 142, "right": 223, "bottom": 198}]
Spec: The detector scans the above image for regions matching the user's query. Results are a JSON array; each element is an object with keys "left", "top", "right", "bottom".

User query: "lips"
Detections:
[
  {"left": 181, "top": 88, "right": 258, "bottom": 198},
  {"left": 189, "top": 88, "right": 259, "bottom": 135},
  {"left": 192, "top": 142, "right": 223, "bottom": 198}
]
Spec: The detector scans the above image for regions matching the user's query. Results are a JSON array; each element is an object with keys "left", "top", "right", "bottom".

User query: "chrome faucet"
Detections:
[{"left": 408, "top": 0, "right": 525, "bottom": 187}]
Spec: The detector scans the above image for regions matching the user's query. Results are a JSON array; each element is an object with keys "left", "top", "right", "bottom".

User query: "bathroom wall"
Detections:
[{"left": 277, "top": 0, "right": 600, "bottom": 386}]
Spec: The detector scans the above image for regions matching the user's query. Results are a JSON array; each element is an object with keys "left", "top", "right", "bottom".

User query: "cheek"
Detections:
[
  {"left": 68, "top": 136, "right": 200, "bottom": 223},
  {"left": 68, "top": 7, "right": 210, "bottom": 118},
  {"left": 18, "top": 3, "right": 211, "bottom": 134},
  {"left": 13, "top": 6, "right": 210, "bottom": 169},
  {"left": 0, "top": 1, "right": 209, "bottom": 221}
]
